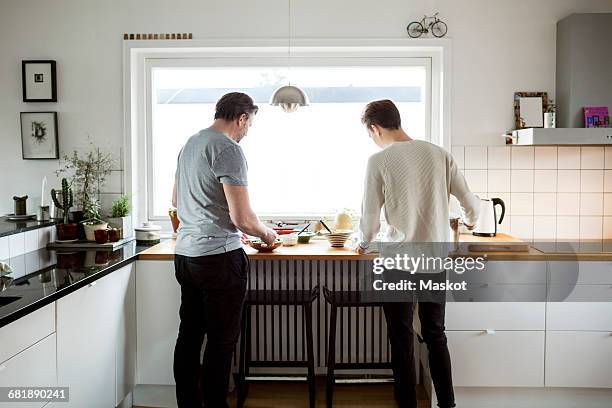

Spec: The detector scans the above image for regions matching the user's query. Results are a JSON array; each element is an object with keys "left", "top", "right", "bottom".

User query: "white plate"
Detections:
[
  {"left": 55, "top": 239, "right": 78, "bottom": 243},
  {"left": 5, "top": 214, "right": 36, "bottom": 221}
]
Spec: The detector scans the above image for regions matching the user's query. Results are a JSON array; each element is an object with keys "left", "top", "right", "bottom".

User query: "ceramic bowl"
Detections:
[
  {"left": 247, "top": 239, "right": 282, "bottom": 252},
  {"left": 280, "top": 233, "right": 298, "bottom": 246},
  {"left": 297, "top": 232, "right": 315, "bottom": 243}
]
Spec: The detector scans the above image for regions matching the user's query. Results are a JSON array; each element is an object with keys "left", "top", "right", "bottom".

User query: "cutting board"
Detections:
[{"left": 460, "top": 233, "right": 530, "bottom": 252}]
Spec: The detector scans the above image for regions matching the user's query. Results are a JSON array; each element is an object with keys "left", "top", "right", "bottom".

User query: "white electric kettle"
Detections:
[{"left": 473, "top": 198, "right": 506, "bottom": 237}]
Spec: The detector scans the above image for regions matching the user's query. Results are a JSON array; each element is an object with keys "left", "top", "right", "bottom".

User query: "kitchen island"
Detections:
[{"left": 135, "top": 236, "right": 612, "bottom": 408}]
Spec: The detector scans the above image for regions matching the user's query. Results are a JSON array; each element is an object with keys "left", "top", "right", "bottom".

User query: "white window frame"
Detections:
[{"left": 124, "top": 39, "right": 452, "bottom": 228}]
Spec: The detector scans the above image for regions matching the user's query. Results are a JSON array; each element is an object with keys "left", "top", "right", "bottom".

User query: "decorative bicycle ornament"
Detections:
[{"left": 407, "top": 13, "right": 448, "bottom": 38}]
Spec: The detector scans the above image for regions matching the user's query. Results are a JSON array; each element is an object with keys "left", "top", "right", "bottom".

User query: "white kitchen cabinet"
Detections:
[
  {"left": 0, "top": 303, "right": 55, "bottom": 364},
  {"left": 549, "top": 261, "right": 612, "bottom": 285},
  {"left": 445, "top": 302, "right": 545, "bottom": 331},
  {"left": 446, "top": 331, "right": 545, "bottom": 387},
  {"left": 114, "top": 264, "right": 136, "bottom": 406},
  {"left": 57, "top": 265, "right": 134, "bottom": 408},
  {"left": 0, "top": 334, "right": 57, "bottom": 408},
  {"left": 136, "top": 260, "right": 181, "bottom": 385},
  {"left": 546, "top": 331, "right": 612, "bottom": 388}
]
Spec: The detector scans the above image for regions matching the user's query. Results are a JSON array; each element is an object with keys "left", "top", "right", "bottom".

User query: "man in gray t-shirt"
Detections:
[{"left": 172, "top": 92, "right": 276, "bottom": 408}]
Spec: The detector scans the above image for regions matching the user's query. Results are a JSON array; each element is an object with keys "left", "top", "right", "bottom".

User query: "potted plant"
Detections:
[
  {"left": 544, "top": 100, "right": 556, "bottom": 128},
  {"left": 51, "top": 178, "right": 79, "bottom": 241},
  {"left": 108, "top": 195, "right": 132, "bottom": 239},
  {"left": 82, "top": 201, "right": 108, "bottom": 241},
  {"left": 169, "top": 207, "right": 180, "bottom": 233}
]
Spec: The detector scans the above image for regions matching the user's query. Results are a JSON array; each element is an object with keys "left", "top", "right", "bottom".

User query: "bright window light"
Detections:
[{"left": 150, "top": 64, "right": 429, "bottom": 218}]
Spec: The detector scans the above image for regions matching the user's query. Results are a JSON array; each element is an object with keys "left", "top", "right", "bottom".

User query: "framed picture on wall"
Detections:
[
  {"left": 20, "top": 112, "right": 59, "bottom": 160},
  {"left": 22, "top": 60, "right": 57, "bottom": 102}
]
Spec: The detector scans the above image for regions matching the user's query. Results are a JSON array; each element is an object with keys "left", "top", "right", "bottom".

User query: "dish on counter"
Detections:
[
  {"left": 297, "top": 232, "right": 316, "bottom": 244},
  {"left": 247, "top": 238, "right": 283, "bottom": 252},
  {"left": 280, "top": 234, "right": 298, "bottom": 246},
  {"left": 5, "top": 214, "right": 37, "bottom": 221}
]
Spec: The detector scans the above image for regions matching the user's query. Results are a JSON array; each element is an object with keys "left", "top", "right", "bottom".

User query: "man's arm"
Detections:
[
  {"left": 357, "top": 156, "right": 385, "bottom": 251},
  {"left": 223, "top": 184, "right": 276, "bottom": 245},
  {"left": 172, "top": 181, "right": 177, "bottom": 208},
  {"left": 448, "top": 154, "right": 480, "bottom": 228}
]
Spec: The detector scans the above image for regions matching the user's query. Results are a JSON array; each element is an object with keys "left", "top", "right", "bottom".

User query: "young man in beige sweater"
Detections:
[{"left": 355, "top": 100, "right": 480, "bottom": 408}]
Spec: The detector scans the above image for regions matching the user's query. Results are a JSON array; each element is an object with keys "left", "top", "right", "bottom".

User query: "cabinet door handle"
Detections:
[
  {"left": 88, "top": 281, "right": 97, "bottom": 287},
  {"left": 484, "top": 329, "right": 496, "bottom": 335}
]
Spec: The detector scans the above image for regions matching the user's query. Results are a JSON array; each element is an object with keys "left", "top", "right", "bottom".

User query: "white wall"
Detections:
[{"left": 1, "top": 0, "right": 611, "bottom": 216}]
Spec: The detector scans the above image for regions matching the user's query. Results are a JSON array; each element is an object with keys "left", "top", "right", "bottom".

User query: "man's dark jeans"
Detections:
[
  {"left": 382, "top": 271, "right": 455, "bottom": 408},
  {"left": 174, "top": 248, "right": 249, "bottom": 408}
]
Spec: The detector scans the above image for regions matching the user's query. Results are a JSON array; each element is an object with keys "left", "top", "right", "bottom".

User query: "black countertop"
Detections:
[
  {"left": 0, "top": 242, "right": 152, "bottom": 328},
  {"left": 0, "top": 217, "right": 56, "bottom": 238}
]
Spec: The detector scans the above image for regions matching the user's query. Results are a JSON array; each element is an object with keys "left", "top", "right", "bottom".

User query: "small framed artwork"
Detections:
[
  {"left": 513, "top": 92, "right": 549, "bottom": 129},
  {"left": 20, "top": 112, "right": 59, "bottom": 160},
  {"left": 22, "top": 60, "right": 57, "bottom": 102}
]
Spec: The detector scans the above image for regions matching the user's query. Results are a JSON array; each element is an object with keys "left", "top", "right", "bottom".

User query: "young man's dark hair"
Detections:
[
  {"left": 361, "top": 99, "right": 401, "bottom": 130},
  {"left": 214, "top": 92, "right": 259, "bottom": 121}
]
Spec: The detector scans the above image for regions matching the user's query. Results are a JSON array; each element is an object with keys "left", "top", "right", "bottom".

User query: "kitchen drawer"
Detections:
[
  {"left": 546, "top": 331, "right": 612, "bottom": 388},
  {"left": 0, "top": 303, "right": 55, "bottom": 364},
  {"left": 447, "top": 331, "right": 544, "bottom": 387},
  {"left": 0, "top": 333, "right": 57, "bottom": 408},
  {"left": 460, "top": 261, "right": 547, "bottom": 285},
  {"left": 449, "top": 283, "right": 547, "bottom": 303},
  {"left": 446, "top": 302, "right": 545, "bottom": 331},
  {"left": 547, "top": 295, "right": 612, "bottom": 331},
  {"left": 549, "top": 261, "right": 612, "bottom": 285}
]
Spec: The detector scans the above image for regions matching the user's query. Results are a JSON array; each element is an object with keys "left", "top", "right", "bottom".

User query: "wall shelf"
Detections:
[{"left": 511, "top": 128, "right": 612, "bottom": 145}]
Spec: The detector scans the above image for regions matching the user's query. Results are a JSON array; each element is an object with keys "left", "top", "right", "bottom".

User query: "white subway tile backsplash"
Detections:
[
  {"left": 511, "top": 147, "right": 534, "bottom": 169},
  {"left": 464, "top": 170, "right": 487, "bottom": 192},
  {"left": 581, "top": 170, "right": 604, "bottom": 192},
  {"left": 498, "top": 215, "right": 511, "bottom": 234},
  {"left": 534, "top": 170, "right": 557, "bottom": 192},
  {"left": 8, "top": 234, "right": 25, "bottom": 258},
  {"left": 534, "top": 193, "right": 556, "bottom": 215},
  {"left": 605, "top": 170, "right": 612, "bottom": 192},
  {"left": 558, "top": 147, "right": 581, "bottom": 169},
  {"left": 511, "top": 193, "right": 534, "bottom": 215},
  {"left": 557, "top": 216, "right": 580, "bottom": 240},
  {"left": 487, "top": 170, "right": 510, "bottom": 192},
  {"left": 580, "top": 193, "right": 604, "bottom": 216},
  {"left": 451, "top": 146, "right": 465, "bottom": 169},
  {"left": 581, "top": 147, "right": 605, "bottom": 169},
  {"left": 580, "top": 216, "right": 603, "bottom": 240},
  {"left": 487, "top": 147, "right": 511, "bottom": 169},
  {"left": 533, "top": 216, "right": 556, "bottom": 240},
  {"left": 24, "top": 230, "right": 39, "bottom": 253},
  {"left": 604, "top": 194, "right": 612, "bottom": 216},
  {"left": 38, "top": 227, "right": 55, "bottom": 249},
  {"left": 0, "top": 237, "right": 9, "bottom": 260},
  {"left": 604, "top": 217, "right": 612, "bottom": 239},
  {"left": 605, "top": 147, "right": 612, "bottom": 169},
  {"left": 511, "top": 170, "right": 534, "bottom": 192},
  {"left": 557, "top": 193, "right": 580, "bottom": 216},
  {"left": 511, "top": 216, "right": 534, "bottom": 240},
  {"left": 534, "top": 147, "right": 557, "bottom": 169},
  {"left": 465, "top": 146, "right": 487, "bottom": 169},
  {"left": 558, "top": 170, "right": 580, "bottom": 192}
]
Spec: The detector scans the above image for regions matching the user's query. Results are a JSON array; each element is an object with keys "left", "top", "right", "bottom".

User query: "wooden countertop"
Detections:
[{"left": 137, "top": 234, "right": 612, "bottom": 261}]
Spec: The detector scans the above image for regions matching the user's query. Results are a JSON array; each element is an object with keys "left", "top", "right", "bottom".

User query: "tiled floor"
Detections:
[{"left": 134, "top": 379, "right": 430, "bottom": 407}]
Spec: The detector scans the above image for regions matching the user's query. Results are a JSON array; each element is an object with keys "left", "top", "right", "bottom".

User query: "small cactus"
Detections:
[{"left": 51, "top": 178, "right": 74, "bottom": 224}]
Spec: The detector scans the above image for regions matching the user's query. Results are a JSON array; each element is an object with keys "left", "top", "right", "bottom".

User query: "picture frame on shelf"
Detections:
[
  {"left": 20, "top": 111, "right": 59, "bottom": 160},
  {"left": 22, "top": 60, "right": 57, "bottom": 102},
  {"left": 513, "top": 91, "right": 548, "bottom": 129}
]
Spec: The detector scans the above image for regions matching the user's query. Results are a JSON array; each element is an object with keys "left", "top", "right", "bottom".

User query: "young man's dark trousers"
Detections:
[
  {"left": 174, "top": 248, "right": 249, "bottom": 408},
  {"left": 382, "top": 271, "right": 455, "bottom": 408}
]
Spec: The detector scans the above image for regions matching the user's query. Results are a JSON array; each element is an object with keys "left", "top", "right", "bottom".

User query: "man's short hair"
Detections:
[
  {"left": 214, "top": 92, "right": 259, "bottom": 121},
  {"left": 361, "top": 99, "right": 401, "bottom": 130}
]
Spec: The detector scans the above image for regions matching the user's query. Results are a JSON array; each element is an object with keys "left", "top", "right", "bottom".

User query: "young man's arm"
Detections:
[
  {"left": 448, "top": 154, "right": 480, "bottom": 228},
  {"left": 223, "top": 184, "right": 276, "bottom": 245},
  {"left": 356, "top": 155, "right": 385, "bottom": 253}
]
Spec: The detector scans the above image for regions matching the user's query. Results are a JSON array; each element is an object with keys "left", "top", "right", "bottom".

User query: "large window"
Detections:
[{"left": 148, "top": 58, "right": 432, "bottom": 218}]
